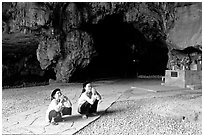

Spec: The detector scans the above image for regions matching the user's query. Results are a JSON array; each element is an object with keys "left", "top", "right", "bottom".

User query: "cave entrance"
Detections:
[
  {"left": 90, "top": 14, "right": 133, "bottom": 79},
  {"left": 72, "top": 14, "right": 169, "bottom": 81}
]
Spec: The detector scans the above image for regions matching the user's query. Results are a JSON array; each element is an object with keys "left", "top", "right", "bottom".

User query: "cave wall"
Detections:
[
  {"left": 166, "top": 3, "right": 202, "bottom": 71},
  {"left": 167, "top": 3, "right": 202, "bottom": 49},
  {"left": 2, "top": 2, "right": 202, "bottom": 85}
]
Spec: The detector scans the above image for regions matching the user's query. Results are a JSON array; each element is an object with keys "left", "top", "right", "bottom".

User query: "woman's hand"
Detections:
[
  {"left": 60, "top": 95, "right": 72, "bottom": 108},
  {"left": 59, "top": 95, "right": 65, "bottom": 102},
  {"left": 92, "top": 88, "right": 102, "bottom": 100}
]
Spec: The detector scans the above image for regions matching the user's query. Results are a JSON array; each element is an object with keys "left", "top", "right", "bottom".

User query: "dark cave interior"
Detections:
[{"left": 70, "top": 14, "right": 169, "bottom": 82}]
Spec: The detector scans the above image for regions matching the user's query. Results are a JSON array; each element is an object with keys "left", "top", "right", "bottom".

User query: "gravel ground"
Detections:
[
  {"left": 2, "top": 81, "right": 202, "bottom": 135},
  {"left": 2, "top": 87, "right": 50, "bottom": 118},
  {"left": 2, "top": 84, "right": 81, "bottom": 118},
  {"left": 75, "top": 93, "right": 202, "bottom": 135}
]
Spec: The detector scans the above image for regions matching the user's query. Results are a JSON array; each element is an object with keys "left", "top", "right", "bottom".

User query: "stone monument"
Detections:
[{"left": 163, "top": 46, "right": 202, "bottom": 89}]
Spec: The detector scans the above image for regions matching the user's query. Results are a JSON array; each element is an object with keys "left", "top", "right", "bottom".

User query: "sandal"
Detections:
[
  {"left": 51, "top": 121, "right": 58, "bottom": 125},
  {"left": 82, "top": 115, "right": 88, "bottom": 119},
  {"left": 50, "top": 118, "right": 58, "bottom": 125}
]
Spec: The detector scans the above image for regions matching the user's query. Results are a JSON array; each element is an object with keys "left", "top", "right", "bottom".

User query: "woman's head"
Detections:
[
  {"left": 51, "top": 88, "right": 62, "bottom": 101},
  {"left": 82, "top": 81, "right": 92, "bottom": 93}
]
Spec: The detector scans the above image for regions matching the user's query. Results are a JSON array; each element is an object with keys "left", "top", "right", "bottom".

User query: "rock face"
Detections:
[
  {"left": 166, "top": 3, "right": 202, "bottom": 71},
  {"left": 55, "top": 30, "right": 94, "bottom": 82},
  {"left": 167, "top": 4, "right": 202, "bottom": 49},
  {"left": 2, "top": 2, "right": 202, "bottom": 86}
]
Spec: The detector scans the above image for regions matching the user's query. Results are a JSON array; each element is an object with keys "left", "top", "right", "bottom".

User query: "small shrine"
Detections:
[{"left": 162, "top": 46, "right": 202, "bottom": 89}]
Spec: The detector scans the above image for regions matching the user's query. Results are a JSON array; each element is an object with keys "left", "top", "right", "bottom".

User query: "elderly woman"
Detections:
[
  {"left": 78, "top": 82, "right": 102, "bottom": 119},
  {"left": 45, "top": 88, "right": 72, "bottom": 125}
]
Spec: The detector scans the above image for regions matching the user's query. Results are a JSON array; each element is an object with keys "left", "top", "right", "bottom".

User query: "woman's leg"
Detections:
[
  {"left": 62, "top": 107, "right": 72, "bottom": 116},
  {"left": 48, "top": 110, "right": 62, "bottom": 122},
  {"left": 78, "top": 101, "right": 91, "bottom": 115},
  {"left": 89, "top": 100, "right": 99, "bottom": 113}
]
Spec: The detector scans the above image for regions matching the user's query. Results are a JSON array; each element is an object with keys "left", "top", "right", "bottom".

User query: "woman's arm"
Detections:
[
  {"left": 62, "top": 96, "right": 72, "bottom": 107},
  {"left": 92, "top": 88, "right": 102, "bottom": 100},
  {"left": 51, "top": 99, "right": 63, "bottom": 112}
]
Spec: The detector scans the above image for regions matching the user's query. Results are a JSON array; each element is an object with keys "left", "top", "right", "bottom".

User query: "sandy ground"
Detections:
[{"left": 2, "top": 80, "right": 202, "bottom": 135}]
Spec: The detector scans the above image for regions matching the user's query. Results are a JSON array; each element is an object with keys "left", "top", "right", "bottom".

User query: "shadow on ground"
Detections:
[{"left": 62, "top": 107, "right": 126, "bottom": 123}]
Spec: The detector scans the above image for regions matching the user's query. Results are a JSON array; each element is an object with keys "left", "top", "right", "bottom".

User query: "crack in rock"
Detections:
[
  {"left": 25, "top": 114, "right": 30, "bottom": 119},
  {"left": 3, "top": 128, "right": 11, "bottom": 134},
  {"left": 57, "top": 127, "right": 76, "bottom": 134},
  {"left": 21, "top": 127, "right": 35, "bottom": 134},
  {"left": 12, "top": 121, "right": 19, "bottom": 126},
  {"left": 29, "top": 117, "right": 39, "bottom": 125},
  {"left": 42, "top": 123, "right": 51, "bottom": 134},
  {"left": 25, "top": 110, "right": 41, "bottom": 119},
  {"left": 70, "top": 121, "right": 74, "bottom": 127}
]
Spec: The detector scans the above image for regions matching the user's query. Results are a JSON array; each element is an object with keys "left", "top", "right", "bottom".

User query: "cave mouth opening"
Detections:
[{"left": 71, "top": 14, "right": 169, "bottom": 82}]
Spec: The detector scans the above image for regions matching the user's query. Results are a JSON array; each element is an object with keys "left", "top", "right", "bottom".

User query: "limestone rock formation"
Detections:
[
  {"left": 167, "top": 4, "right": 202, "bottom": 49},
  {"left": 2, "top": 2, "right": 202, "bottom": 86},
  {"left": 166, "top": 3, "right": 202, "bottom": 71},
  {"left": 55, "top": 30, "right": 94, "bottom": 82},
  {"left": 37, "top": 35, "right": 61, "bottom": 70}
]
